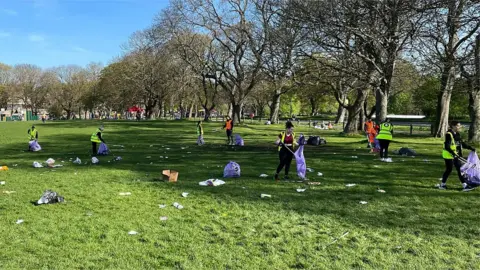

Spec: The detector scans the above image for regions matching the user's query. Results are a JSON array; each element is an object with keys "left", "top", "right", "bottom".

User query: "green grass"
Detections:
[{"left": 1, "top": 120, "right": 479, "bottom": 269}]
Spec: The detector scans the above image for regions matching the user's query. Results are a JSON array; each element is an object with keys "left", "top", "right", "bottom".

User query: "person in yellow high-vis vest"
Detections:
[
  {"left": 376, "top": 118, "right": 393, "bottom": 162},
  {"left": 274, "top": 121, "right": 298, "bottom": 181},
  {"left": 90, "top": 126, "right": 105, "bottom": 155},
  {"left": 438, "top": 121, "right": 476, "bottom": 191},
  {"left": 27, "top": 125, "right": 38, "bottom": 141}
]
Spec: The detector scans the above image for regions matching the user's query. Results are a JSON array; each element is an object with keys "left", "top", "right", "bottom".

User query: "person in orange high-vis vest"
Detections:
[
  {"left": 223, "top": 116, "right": 234, "bottom": 145},
  {"left": 364, "top": 119, "right": 375, "bottom": 148}
]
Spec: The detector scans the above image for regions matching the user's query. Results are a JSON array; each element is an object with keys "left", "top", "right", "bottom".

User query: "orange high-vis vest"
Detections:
[
  {"left": 365, "top": 121, "right": 374, "bottom": 132},
  {"left": 225, "top": 120, "right": 232, "bottom": 130}
]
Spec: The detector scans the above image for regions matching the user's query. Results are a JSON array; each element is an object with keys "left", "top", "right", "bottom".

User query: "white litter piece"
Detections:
[
  {"left": 166, "top": 148, "right": 170, "bottom": 150},
  {"left": 146, "top": 156, "right": 151, "bottom": 159},
  {"left": 187, "top": 152, "right": 192, "bottom": 154},
  {"left": 373, "top": 165, "right": 380, "bottom": 168},
  {"left": 159, "top": 204, "right": 166, "bottom": 208},
  {"left": 317, "top": 172, "right": 323, "bottom": 176},
  {"left": 411, "top": 156, "right": 416, "bottom": 158},
  {"left": 377, "top": 189, "right": 386, "bottom": 193},
  {"left": 128, "top": 231, "right": 138, "bottom": 235},
  {"left": 91, "top": 157, "right": 99, "bottom": 164},
  {"left": 259, "top": 174, "right": 269, "bottom": 178},
  {"left": 113, "top": 145, "right": 125, "bottom": 148},
  {"left": 0, "top": 181, "right": 5, "bottom": 185},
  {"left": 33, "top": 161, "right": 43, "bottom": 168},
  {"left": 46, "top": 158, "right": 55, "bottom": 166},
  {"left": 160, "top": 216, "right": 168, "bottom": 221},
  {"left": 181, "top": 147, "right": 186, "bottom": 150},
  {"left": 150, "top": 145, "right": 153, "bottom": 147},
  {"left": 181, "top": 192, "right": 189, "bottom": 197},
  {"left": 73, "top": 157, "right": 81, "bottom": 164},
  {"left": 199, "top": 179, "right": 226, "bottom": 186},
  {"left": 159, "top": 156, "right": 164, "bottom": 158},
  {"left": 165, "top": 157, "right": 168, "bottom": 159},
  {"left": 115, "top": 156, "right": 122, "bottom": 161},
  {"left": 351, "top": 156, "right": 358, "bottom": 158},
  {"left": 261, "top": 194, "right": 272, "bottom": 198},
  {"left": 51, "top": 165, "right": 63, "bottom": 168},
  {"left": 3, "top": 191, "right": 15, "bottom": 194},
  {"left": 438, "top": 178, "right": 443, "bottom": 181},
  {"left": 359, "top": 201, "right": 368, "bottom": 204},
  {"left": 345, "top": 184, "right": 356, "bottom": 187},
  {"left": 296, "top": 189, "right": 306, "bottom": 193},
  {"left": 61, "top": 161, "right": 65, "bottom": 163},
  {"left": 119, "top": 192, "right": 131, "bottom": 196},
  {"left": 423, "top": 159, "right": 430, "bottom": 162},
  {"left": 306, "top": 168, "right": 314, "bottom": 172},
  {"left": 13, "top": 164, "right": 18, "bottom": 167},
  {"left": 173, "top": 202, "right": 184, "bottom": 209},
  {"left": 16, "top": 219, "right": 24, "bottom": 224}
]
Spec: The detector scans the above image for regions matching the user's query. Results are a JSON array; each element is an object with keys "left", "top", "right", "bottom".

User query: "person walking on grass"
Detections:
[
  {"left": 274, "top": 121, "right": 298, "bottom": 181},
  {"left": 364, "top": 118, "right": 375, "bottom": 148},
  {"left": 223, "top": 116, "right": 234, "bottom": 145},
  {"left": 438, "top": 121, "right": 476, "bottom": 192},
  {"left": 90, "top": 125, "right": 105, "bottom": 156},
  {"left": 197, "top": 120, "right": 205, "bottom": 146},
  {"left": 376, "top": 118, "right": 393, "bottom": 162}
]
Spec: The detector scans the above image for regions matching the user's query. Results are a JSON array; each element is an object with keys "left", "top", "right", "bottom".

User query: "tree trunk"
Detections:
[
  {"left": 228, "top": 103, "right": 233, "bottom": 118},
  {"left": 468, "top": 92, "right": 480, "bottom": 143},
  {"left": 434, "top": 62, "right": 456, "bottom": 137},
  {"left": 344, "top": 107, "right": 360, "bottom": 133},
  {"left": 309, "top": 97, "right": 318, "bottom": 116},
  {"left": 269, "top": 92, "right": 281, "bottom": 124},
  {"left": 232, "top": 103, "right": 242, "bottom": 124},
  {"left": 335, "top": 92, "right": 347, "bottom": 124},
  {"left": 189, "top": 103, "right": 194, "bottom": 120},
  {"left": 375, "top": 87, "right": 388, "bottom": 123}
]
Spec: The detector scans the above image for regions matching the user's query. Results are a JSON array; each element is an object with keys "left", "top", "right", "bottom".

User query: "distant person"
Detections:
[
  {"left": 438, "top": 121, "right": 476, "bottom": 191},
  {"left": 90, "top": 125, "right": 105, "bottom": 156},
  {"left": 376, "top": 118, "right": 393, "bottom": 162},
  {"left": 41, "top": 113, "right": 46, "bottom": 123},
  {"left": 223, "top": 116, "right": 234, "bottom": 145},
  {"left": 274, "top": 121, "right": 298, "bottom": 181}
]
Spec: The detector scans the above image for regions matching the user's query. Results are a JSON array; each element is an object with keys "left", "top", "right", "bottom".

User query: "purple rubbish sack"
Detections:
[
  {"left": 294, "top": 135, "right": 307, "bottom": 179},
  {"left": 97, "top": 143, "right": 109, "bottom": 155},
  {"left": 223, "top": 161, "right": 241, "bottom": 178},
  {"left": 461, "top": 152, "right": 480, "bottom": 185},
  {"left": 29, "top": 140, "right": 42, "bottom": 152},
  {"left": 235, "top": 134, "right": 244, "bottom": 146}
]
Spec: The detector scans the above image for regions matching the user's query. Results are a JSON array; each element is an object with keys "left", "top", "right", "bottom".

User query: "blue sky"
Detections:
[{"left": 0, "top": 0, "right": 169, "bottom": 68}]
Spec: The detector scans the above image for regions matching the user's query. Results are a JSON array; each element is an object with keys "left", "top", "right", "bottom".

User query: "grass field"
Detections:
[{"left": 1, "top": 120, "right": 479, "bottom": 269}]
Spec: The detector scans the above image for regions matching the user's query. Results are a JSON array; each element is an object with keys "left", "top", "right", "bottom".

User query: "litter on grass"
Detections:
[
  {"left": 16, "top": 219, "right": 24, "bottom": 224},
  {"left": 128, "top": 231, "right": 138, "bottom": 235},
  {"left": 0, "top": 181, "right": 5, "bottom": 185},
  {"left": 91, "top": 157, "right": 99, "bottom": 164},
  {"left": 160, "top": 216, "right": 168, "bottom": 221},
  {"left": 345, "top": 184, "right": 356, "bottom": 187},
  {"left": 159, "top": 204, "right": 166, "bottom": 208},
  {"left": 3, "top": 191, "right": 15, "bottom": 194},
  {"left": 359, "top": 201, "right": 368, "bottom": 204},
  {"left": 261, "top": 194, "right": 272, "bottom": 198},
  {"left": 199, "top": 179, "right": 226, "bottom": 186},
  {"left": 73, "top": 157, "right": 81, "bottom": 164},
  {"left": 181, "top": 192, "right": 189, "bottom": 197},
  {"left": 308, "top": 182, "right": 321, "bottom": 185},
  {"left": 259, "top": 174, "right": 268, "bottom": 178},
  {"left": 173, "top": 202, "right": 184, "bottom": 209},
  {"left": 317, "top": 172, "right": 323, "bottom": 176},
  {"left": 296, "top": 189, "right": 306, "bottom": 193},
  {"left": 306, "top": 168, "right": 314, "bottom": 172},
  {"left": 119, "top": 192, "right": 131, "bottom": 196},
  {"left": 377, "top": 189, "right": 386, "bottom": 193}
]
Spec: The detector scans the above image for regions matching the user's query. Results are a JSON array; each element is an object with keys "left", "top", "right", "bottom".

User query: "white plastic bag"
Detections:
[
  {"left": 91, "top": 157, "right": 99, "bottom": 164},
  {"left": 73, "top": 157, "right": 81, "bottom": 164}
]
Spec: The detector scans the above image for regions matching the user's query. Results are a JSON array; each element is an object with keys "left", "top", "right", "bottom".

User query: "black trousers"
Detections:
[
  {"left": 442, "top": 158, "right": 466, "bottom": 184},
  {"left": 226, "top": 130, "right": 233, "bottom": 144},
  {"left": 92, "top": 142, "right": 97, "bottom": 155},
  {"left": 378, "top": 139, "right": 390, "bottom": 158},
  {"left": 276, "top": 147, "right": 294, "bottom": 175}
]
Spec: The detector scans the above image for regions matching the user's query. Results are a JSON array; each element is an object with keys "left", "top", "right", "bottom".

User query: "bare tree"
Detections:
[
  {"left": 11, "top": 64, "right": 49, "bottom": 114},
  {"left": 52, "top": 65, "right": 89, "bottom": 119},
  {"left": 460, "top": 34, "right": 480, "bottom": 143},
  {"left": 417, "top": 0, "right": 480, "bottom": 137},
  {"left": 166, "top": 0, "right": 272, "bottom": 123},
  {"left": 0, "top": 63, "right": 12, "bottom": 109}
]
